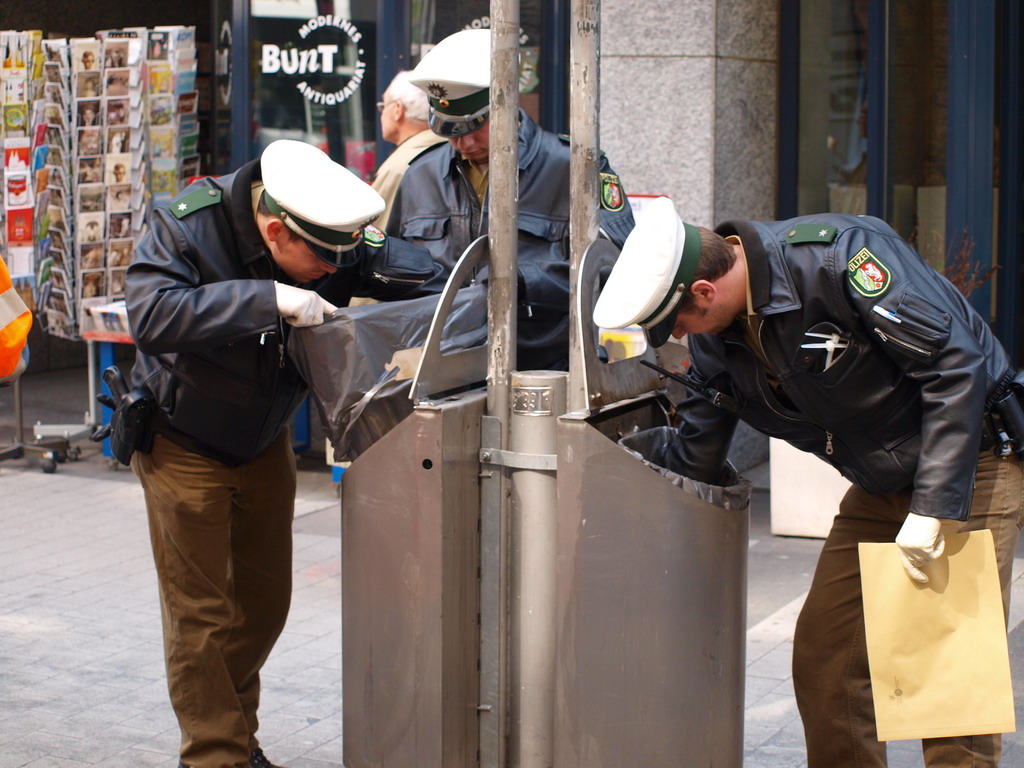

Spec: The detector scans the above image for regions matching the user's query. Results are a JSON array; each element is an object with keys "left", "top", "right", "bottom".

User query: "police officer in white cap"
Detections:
[
  {"left": 124, "top": 139, "right": 440, "bottom": 768},
  {"left": 595, "top": 198, "right": 1024, "bottom": 768},
  {"left": 388, "top": 28, "right": 635, "bottom": 370}
]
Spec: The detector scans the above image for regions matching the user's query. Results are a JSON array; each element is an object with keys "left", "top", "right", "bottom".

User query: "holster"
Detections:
[
  {"left": 109, "top": 386, "right": 155, "bottom": 466},
  {"left": 94, "top": 365, "right": 155, "bottom": 466},
  {"left": 987, "top": 370, "right": 1024, "bottom": 457}
]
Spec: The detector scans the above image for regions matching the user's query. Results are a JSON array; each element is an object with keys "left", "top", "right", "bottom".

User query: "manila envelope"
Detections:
[{"left": 859, "top": 529, "right": 1015, "bottom": 741}]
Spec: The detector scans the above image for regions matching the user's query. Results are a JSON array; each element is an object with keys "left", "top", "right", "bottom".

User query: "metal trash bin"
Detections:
[{"left": 555, "top": 399, "right": 750, "bottom": 768}]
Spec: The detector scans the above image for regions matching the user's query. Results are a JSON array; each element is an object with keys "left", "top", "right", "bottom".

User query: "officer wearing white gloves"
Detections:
[
  {"left": 594, "top": 197, "right": 1024, "bottom": 768},
  {"left": 124, "top": 140, "right": 440, "bottom": 768}
]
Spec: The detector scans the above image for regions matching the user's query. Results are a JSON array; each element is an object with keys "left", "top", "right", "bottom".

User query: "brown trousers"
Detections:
[
  {"left": 793, "top": 451, "right": 1024, "bottom": 768},
  {"left": 133, "top": 431, "right": 296, "bottom": 768}
]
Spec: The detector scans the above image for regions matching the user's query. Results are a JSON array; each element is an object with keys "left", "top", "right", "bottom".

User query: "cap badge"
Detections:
[{"left": 427, "top": 83, "right": 448, "bottom": 99}]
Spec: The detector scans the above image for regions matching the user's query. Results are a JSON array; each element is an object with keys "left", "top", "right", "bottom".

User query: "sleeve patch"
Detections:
[
  {"left": 362, "top": 224, "right": 386, "bottom": 247},
  {"left": 848, "top": 248, "right": 892, "bottom": 297},
  {"left": 600, "top": 172, "right": 625, "bottom": 212}
]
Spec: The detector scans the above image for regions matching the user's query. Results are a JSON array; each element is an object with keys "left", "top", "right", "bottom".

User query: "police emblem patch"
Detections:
[
  {"left": 848, "top": 247, "right": 891, "bottom": 297},
  {"left": 427, "top": 83, "right": 448, "bottom": 99},
  {"left": 362, "top": 224, "right": 386, "bottom": 247},
  {"left": 600, "top": 172, "right": 624, "bottom": 212}
]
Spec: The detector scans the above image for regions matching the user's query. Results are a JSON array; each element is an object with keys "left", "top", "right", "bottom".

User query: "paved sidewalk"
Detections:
[{"left": 1, "top": 368, "right": 1023, "bottom": 766}]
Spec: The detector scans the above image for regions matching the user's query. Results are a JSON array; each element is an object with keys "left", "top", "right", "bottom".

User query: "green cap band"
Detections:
[
  {"left": 262, "top": 191, "right": 360, "bottom": 250},
  {"left": 429, "top": 87, "right": 490, "bottom": 117},
  {"left": 642, "top": 222, "right": 702, "bottom": 326}
]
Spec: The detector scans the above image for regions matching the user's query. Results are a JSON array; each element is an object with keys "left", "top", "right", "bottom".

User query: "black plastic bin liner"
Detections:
[
  {"left": 618, "top": 426, "right": 751, "bottom": 510},
  {"left": 289, "top": 284, "right": 487, "bottom": 461}
]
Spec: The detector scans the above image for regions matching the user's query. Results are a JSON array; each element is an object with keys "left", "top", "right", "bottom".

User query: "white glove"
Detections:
[
  {"left": 895, "top": 512, "right": 950, "bottom": 584},
  {"left": 273, "top": 282, "right": 337, "bottom": 327}
]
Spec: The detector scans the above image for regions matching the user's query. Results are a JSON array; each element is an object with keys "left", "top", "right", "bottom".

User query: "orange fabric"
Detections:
[{"left": 0, "top": 257, "right": 31, "bottom": 379}]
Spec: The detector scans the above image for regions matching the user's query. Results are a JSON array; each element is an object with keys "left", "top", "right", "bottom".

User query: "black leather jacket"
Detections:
[
  {"left": 126, "top": 158, "right": 441, "bottom": 466},
  {"left": 666, "top": 214, "right": 1011, "bottom": 521},
  {"left": 388, "top": 110, "right": 635, "bottom": 370}
]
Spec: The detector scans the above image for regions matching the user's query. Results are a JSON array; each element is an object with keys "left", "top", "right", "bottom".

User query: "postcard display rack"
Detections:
[
  {"left": 0, "top": 26, "right": 199, "bottom": 343},
  {"left": 0, "top": 27, "right": 199, "bottom": 467}
]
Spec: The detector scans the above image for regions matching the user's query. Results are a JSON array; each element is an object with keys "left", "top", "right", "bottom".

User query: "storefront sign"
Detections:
[
  {"left": 260, "top": 15, "right": 366, "bottom": 106},
  {"left": 216, "top": 19, "right": 232, "bottom": 107}
]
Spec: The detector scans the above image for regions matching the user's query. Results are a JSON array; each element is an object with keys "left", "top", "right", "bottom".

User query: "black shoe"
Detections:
[{"left": 249, "top": 748, "right": 285, "bottom": 768}]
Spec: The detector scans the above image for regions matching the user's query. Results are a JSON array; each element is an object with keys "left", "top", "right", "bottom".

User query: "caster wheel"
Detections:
[
  {"left": 55, "top": 450, "right": 68, "bottom": 464},
  {"left": 41, "top": 458, "right": 57, "bottom": 474},
  {"left": 69, "top": 446, "right": 82, "bottom": 462}
]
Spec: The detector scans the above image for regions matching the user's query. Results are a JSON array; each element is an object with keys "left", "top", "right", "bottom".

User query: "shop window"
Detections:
[
  {"left": 250, "top": 0, "right": 378, "bottom": 179},
  {"left": 410, "top": 0, "right": 544, "bottom": 123},
  {"left": 796, "top": 0, "right": 869, "bottom": 217}
]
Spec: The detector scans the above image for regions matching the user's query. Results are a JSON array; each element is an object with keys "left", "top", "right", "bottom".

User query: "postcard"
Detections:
[
  {"left": 103, "top": 40, "right": 130, "bottom": 69},
  {"left": 2, "top": 103, "right": 28, "bottom": 137},
  {"left": 148, "top": 62, "right": 172, "bottom": 94},
  {"left": 104, "top": 67, "right": 131, "bottom": 98},
  {"left": 43, "top": 61, "right": 63, "bottom": 84},
  {"left": 44, "top": 105, "right": 67, "bottom": 132},
  {"left": 4, "top": 138, "right": 31, "bottom": 170},
  {"left": 107, "top": 211, "right": 131, "bottom": 240},
  {"left": 76, "top": 155, "right": 103, "bottom": 184},
  {"left": 151, "top": 158, "right": 177, "bottom": 197},
  {"left": 75, "top": 98, "right": 101, "bottom": 127},
  {"left": 105, "top": 183, "right": 131, "bottom": 212},
  {"left": 45, "top": 143, "right": 64, "bottom": 170},
  {"left": 104, "top": 97, "right": 129, "bottom": 126},
  {"left": 80, "top": 269, "right": 106, "bottom": 299},
  {"left": 105, "top": 152, "right": 131, "bottom": 185},
  {"left": 77, "top": 182, "right": 105, "bottom": 213},
  {"left": 75, "top": 70, "right": 101, "bottom": 99},
  {"left": 77, "top": 211, "right": 105, "bottom": 245},
  {"left": 50, "top": 266, "right": 70, "bottom": 294},
  {"left": 177, "top": 90, "right": 198, "bottom": 115},
  {"left": 105, "top": 125, "right": 130, "bottom": 154},
  {"left": 4, "top": 170, "right": 32, "bottom": 208},
  {"left": 147, "top": 30, "right": 170, "bottom": 61},
  {"left": 149, "top": 124, "right": 174, "bottom": 159},
  {"left": 43, "top": 39, "right": 69, "bottom": 67},
  {"left": 46, "top": 205, "right": 67, "bottom": 231},
  {"left": 79, "top": 242, "right": 104, "bottom": 269},
  {"left": 43, "top": 82, "right": 66, "bottom": 108},
  {"left": 107, "top": 238, "right": 133, "bottom": 267},
  {"left": 180, "top": 154, "right": 200, "bottom": 180},
  {"left": 76, "top": 125, "right": 102, "bottom": 156},
  {"left": 109, "top": 267, "right": 128, "bottom": 298},
  {"left": 148, "top": 94, "right": 173, "bottom": 126},
  {"left": 70, "top": 38, "right": 101, "bottom": 74}
]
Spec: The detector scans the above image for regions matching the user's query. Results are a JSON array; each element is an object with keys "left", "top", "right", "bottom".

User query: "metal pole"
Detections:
[
  {"left": 510, "top": 371, "right": 566, "bottom": 768},
  {"left": 567, "top": 0, "right": 601, "bottom": 413},
  {"left": 480, "top": 1, "right": 520, "bottom": 766}
]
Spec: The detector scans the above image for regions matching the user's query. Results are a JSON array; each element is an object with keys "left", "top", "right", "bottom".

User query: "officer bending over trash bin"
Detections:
[
  {"left": 389, "top": 28, "right": 635, "bottom": 371},
  {"left": 594, "top": 196, "right": 1024, "bottom": 768},
  {"left": 120, "top": 139, "right": 441, "bottom": 768}
]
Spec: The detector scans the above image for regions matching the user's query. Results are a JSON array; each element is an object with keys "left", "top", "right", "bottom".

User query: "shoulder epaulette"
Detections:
[
  {"left": 170, "top": 187, "right": 222, "bottom": 219},
  {"left": 785, "top": 224, "right": 837, "bottom": 245},
  {"left": 409, "top": 141, "right": 448, "bottom": 165},
  {"left": 556, "top": 132, "right": 606, "bottom": 157}
]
